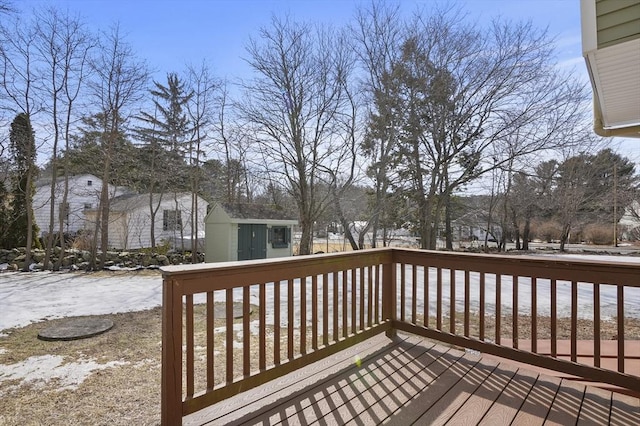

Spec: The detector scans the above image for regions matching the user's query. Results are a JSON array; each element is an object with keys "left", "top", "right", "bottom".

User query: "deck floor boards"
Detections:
[
  {"left": 510, "top": 373, "right": 561, "bottom": 426},
  {"left": 444, "top": 361, "right": 519, "bottom": 425},
  {"left": 184, "top": 333, "right": 640, "bottom": 426}
]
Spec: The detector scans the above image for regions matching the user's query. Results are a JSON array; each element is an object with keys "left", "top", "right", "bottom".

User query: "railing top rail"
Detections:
[
  {"left": 161, "top": 248, "right": 394, "bottom": 294},
  {"left": 160, "top": 247, "right": 640, "bottom": 291},
  {"left": 391, "top": 248, "right": 640, "bottom": 286}
]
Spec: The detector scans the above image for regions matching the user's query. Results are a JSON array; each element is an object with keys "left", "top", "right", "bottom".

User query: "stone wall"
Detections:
[{"left": 0, "top": 247, "right": 204, "bottom": 271}]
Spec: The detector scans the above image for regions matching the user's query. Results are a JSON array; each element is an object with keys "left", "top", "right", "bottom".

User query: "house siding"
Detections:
[
  {"left": 33, "top": 174, "right": 125, "bottom": 237},
  {"left": 110, "top": 193, "right": 208, "bottom": 250},
  {"left": 81, "top": 193, "right": 208, "bottom": 250},
  {"left": 596, "top": 0, "right": 640, "bottom": 48}
]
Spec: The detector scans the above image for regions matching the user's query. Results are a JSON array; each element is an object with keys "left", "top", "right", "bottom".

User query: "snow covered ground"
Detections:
[
  {"left": 0, "top": 271, "right": 162, "bottom": 332},
  {"left": 1, "top": 254, "right": 639, "bottom": 333}
]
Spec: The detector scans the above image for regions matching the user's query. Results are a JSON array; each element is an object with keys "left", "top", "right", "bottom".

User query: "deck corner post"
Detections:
[
  {"left": 382, "top": 256, "right": 397, "bottom": 338},
  {"left": 161, "top": 275, "right": 183, "bottom": 426}
]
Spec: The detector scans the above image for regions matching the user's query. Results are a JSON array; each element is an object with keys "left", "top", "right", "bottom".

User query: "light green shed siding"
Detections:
[
  {"left": 596, "top": 0, "right": 640, "bottom": 48},
  {"left": 204, "top": 204, "right": 297, "bottom": 262}
]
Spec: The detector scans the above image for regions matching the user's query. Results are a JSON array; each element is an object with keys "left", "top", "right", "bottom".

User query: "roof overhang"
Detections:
[{"left": 581, "top": 0, "right": 640, "bottom": 138}]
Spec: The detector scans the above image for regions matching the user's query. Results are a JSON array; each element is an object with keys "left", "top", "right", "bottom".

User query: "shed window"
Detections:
[
  {"left": 87, "top": 180, "right": 92, "bottom": 186},
  {"left": 163, "top": 210, "right": 182, "bottom": 231},
  {"left": 270, "top": 226, "right": 290, "bottom": 248}
]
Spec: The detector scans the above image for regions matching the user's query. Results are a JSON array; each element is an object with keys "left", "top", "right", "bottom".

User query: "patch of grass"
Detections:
[{"left": 0, "top": 308, "right": 163, "bottom": 425}]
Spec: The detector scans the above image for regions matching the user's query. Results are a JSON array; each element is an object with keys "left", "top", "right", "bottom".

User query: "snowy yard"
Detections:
[{"left": 1, "top": 253, "right": 639, "bottom": 333}]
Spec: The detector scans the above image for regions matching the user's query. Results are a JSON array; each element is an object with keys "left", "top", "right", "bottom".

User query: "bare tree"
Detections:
[
  {"left": 186, "top": 61, "right": 219, "bottom": 261},
  {"left": 34, "top": 7, "right": 93, "bottom": 269},
  {"left": 374, "top": 6, "right": 588, "bottom": 249},
  {"left": 242, "top": 17, "right": 357, "bottom": 255},
  {"left": 352, "top": 0, "right": 404, "bottom": 248},
  {"left": 213, "top": 81, "right": 251, "bottom": 205},
  {"left": 0, "top": 13, "right": 40, "bottom": 117},
  {"left": 89, "top": 25, "right": 148, "bottom": 269},
  {"left": 0, "top": 0, "right": 13, "bottom": 14}
]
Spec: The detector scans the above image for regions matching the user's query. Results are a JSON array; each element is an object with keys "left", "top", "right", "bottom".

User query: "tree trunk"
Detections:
[
  {"left": 298, "top": 218, "right": 312, "bottom": 255},
  {"left": 99, "top": 184, "right": 110, "bottom": 268},
  {"left": 522, "top": 218, "right": 530, "bottom": 250},
  {"left": 55, "top": 171, "right": 70, "bottom": 271},
  {"left": 511, "top": 207, "right": 521, "bottom": 250},
  {"left": 444, "top": 193, "right": 453, "bottom": 250},
  {"left": 559, "top": 223, "right": 571, "bottom": 252},
  {"left": 23, "top": 168, "right": 34, "bottom": 271},
  {"left": 44, "top": 162, "right": 58, "bottom": 270}
]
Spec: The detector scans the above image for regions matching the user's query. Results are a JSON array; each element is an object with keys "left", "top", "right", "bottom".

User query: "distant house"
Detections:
[
  {"left": 33, "top": 174, "right": 129, "bottom": 237},
  {"left": 205, "top": 203, "right": 298, "bottom": 262},
  {"left": 619, "top": 200, "right": 640, "bottom": 240},
  {"left": 85, "top": 192, "right": 209, "bottom": 250},
  {"left": 451, "top": 211, "right": 502, "bottom": 243}
]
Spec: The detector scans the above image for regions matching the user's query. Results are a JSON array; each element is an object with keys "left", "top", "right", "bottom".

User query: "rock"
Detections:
[
  {"left": 62, "top": 255, "right": 76, "bottom": 267},
  {"left": 32, "top": 251, "right": 45, "bottom": 262}
]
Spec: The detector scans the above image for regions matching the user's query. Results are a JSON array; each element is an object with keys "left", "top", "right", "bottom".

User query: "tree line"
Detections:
[{"left": 0, "top": 1, "right": 637, "bottom": 271}]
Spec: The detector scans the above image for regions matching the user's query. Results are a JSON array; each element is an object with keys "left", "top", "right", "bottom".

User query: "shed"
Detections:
[{"left": 205, "top": 203, "right": 298, "bottom": 262}]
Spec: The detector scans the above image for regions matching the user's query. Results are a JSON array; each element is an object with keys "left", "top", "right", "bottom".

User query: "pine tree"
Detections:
[
  {"left": 139, "top": 73, "right": 193, "bottom": 158},
  {"left": 135, "top": 72, "right": 193, "bottom": 248}
]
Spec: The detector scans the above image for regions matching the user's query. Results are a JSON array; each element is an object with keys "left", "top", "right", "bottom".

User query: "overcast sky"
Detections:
[{"left": 16, "top": 0, "right": 640, "bottom": 162}]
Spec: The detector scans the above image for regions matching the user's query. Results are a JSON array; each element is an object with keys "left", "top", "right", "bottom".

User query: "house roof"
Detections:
[
  {"left": 109, "top": 192, "right": 207, "bottom": 212},
  {"left": 581, "top": 0, "right": 640, "bottom": 138},
  {"left": 221, "top": 202, "right": 298, "bottom": 221},
  {"left": 34, "top": 173, "right": 101, "bottom": 189}
]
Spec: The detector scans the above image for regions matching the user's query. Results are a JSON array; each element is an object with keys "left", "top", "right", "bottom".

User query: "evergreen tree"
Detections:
[
  {"left": 7, "top": 113, "right": 39, "bottom": 256},
  {"left": 0, "top": 180, "right": 9, "bottom": 249},
  {"left": 135, "top": 72, "right": 194, "bottom": 193},
  {"left": 135, "top": 73, "right": 193, "bottom": 248}
]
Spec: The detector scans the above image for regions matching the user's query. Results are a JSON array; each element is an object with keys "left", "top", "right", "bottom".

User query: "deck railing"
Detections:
[{"left": 161, "top": 248, "right": 640, "bottom": 425}]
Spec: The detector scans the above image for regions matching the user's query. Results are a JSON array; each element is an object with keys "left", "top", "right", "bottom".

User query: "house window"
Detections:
[
  {"left": 163, "top": 210, "right": 182, "bottom": 231},
  {"left": 87, "top": 180, "right": 92, "bottom": 186},
  {"left": 59, "top": 203, "right": 70, "bottom": 223},
  {"left": 270, "top": 226, "right": 290, "bottom": 248}
]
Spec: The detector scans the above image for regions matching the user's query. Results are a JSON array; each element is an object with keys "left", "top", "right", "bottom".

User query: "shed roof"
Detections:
[{"left": 222, "top": 202, "right": 297, "bottom": 221}]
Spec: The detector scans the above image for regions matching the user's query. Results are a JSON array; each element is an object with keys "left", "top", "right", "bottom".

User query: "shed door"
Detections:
[{"left": 238, "top": 224, "right": 267, "bottom": 261}]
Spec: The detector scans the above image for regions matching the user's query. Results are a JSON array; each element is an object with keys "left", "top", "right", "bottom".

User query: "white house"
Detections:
[
  {"left": 33, "top": 174, "right": 129, "bottom": 237},
  {"left": 89, "top": 192, "right": 209, "bottom": 250},
  {"left": 205, "top": 203, "right": 298, "bottom": 262},
  {"left": 619, "top": 200, "right": 640, "bottom": 241}
]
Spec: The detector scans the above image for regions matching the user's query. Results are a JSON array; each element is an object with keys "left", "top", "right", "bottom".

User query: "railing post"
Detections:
[
  {"left": 161, "top": 276, "right": 183, "bottom": 426},
  {"left": 382, "top": 255, "right": 397, "bottom": 338}
]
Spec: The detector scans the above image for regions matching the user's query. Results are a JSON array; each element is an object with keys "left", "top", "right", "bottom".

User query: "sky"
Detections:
[{"left": 14, "top": 0, "right": 640, "bottom": 162}]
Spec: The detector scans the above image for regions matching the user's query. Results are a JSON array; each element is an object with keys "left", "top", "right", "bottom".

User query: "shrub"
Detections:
[
  {"left": 531, "top": 220, "right": 562, "bottom": 243},
  {"left": 583, "top": 224, "right": 614, "bottom": 245}
]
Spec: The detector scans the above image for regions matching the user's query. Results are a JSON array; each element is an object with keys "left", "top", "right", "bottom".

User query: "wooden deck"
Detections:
[{"left": 183, "top": 333, "right": 640, "bottom": 426}]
